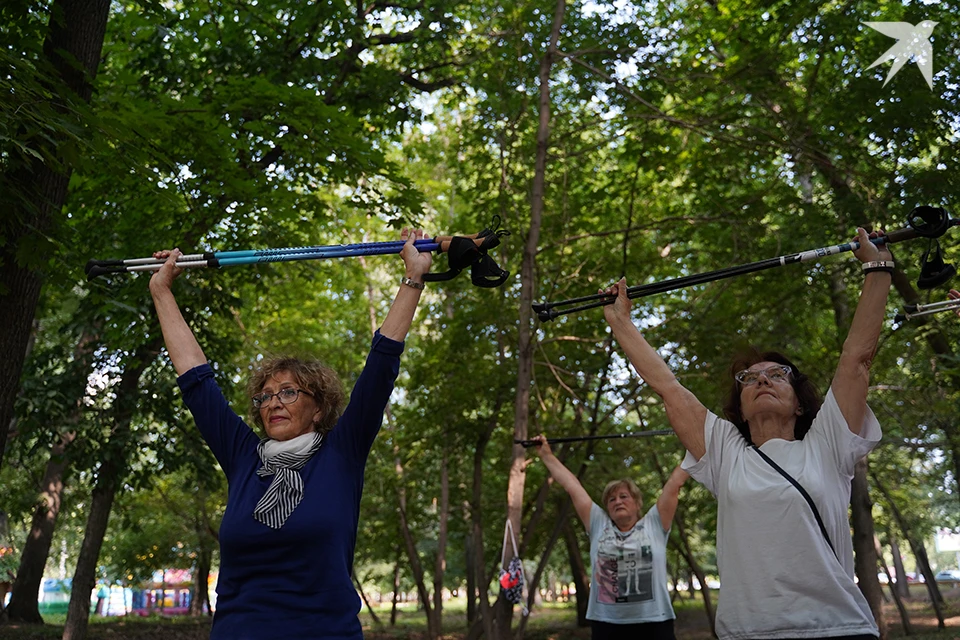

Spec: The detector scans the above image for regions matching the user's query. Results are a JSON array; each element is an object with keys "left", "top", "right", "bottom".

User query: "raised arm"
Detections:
[
  {"left": 531, "top": 434, "right": 593, "bottom": 529},
  {"left": 379, "top": 228, "right": 433, "bottom": 342},
  {"left": 603, "top": 279, "right": 708, "bottom": 460},
  {"left": 831, "top": 228, "right": 893, "bottom": 435},
  {"left": 655, "top": 466, "right": 690, "bottom": 532},
  {"left": 149, "top": 249, "right": 208, "bottom": 376}
]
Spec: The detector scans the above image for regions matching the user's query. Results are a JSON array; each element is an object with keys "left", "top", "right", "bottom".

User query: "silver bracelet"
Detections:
[
  {"left": 861, "top": 260, "right": 895, "bottom": 273},
  {"left": 400, "top": 276, "right": 425, "bottom": 290}
]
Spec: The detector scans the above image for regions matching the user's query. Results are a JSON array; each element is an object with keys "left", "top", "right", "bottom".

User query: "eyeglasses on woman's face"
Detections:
[
  {"left": 734, "top": 364, "right": 793, "bottom": 386},
  {"left": 252, "top": 387, "right": 313, "bottom": 409}
]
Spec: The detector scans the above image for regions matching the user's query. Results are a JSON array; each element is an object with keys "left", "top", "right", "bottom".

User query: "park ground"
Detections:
[{"left": 2, "top": 585, "right": 960, "bottom": 639}]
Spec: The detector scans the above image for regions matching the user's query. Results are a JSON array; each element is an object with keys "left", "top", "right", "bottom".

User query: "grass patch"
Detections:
[{"left": 2, "top": 587, "right": 959, "bottom": 639}]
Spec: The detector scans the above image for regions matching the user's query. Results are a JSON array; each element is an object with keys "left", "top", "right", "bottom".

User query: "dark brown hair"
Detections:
[
  {"left": 246, "top": 357, "right": 346, "bottom": 434},
  {"left": 722, "top": 348, "right": 822, "bottom": 445}
]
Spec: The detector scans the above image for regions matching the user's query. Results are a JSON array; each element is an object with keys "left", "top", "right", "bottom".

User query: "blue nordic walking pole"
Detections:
[
  {"left": 86, "top": 239, "right": 437, "bottom": 276},
  {"left": 86, "top": 217, "right": 513, "bottom": 288}
]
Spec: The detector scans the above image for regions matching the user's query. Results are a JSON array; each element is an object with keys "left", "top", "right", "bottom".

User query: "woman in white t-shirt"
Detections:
[
  {"left": 531, "top": 434, "right": 689, "bottom": 640},
  {"left": 598, "top": 227, "right": 892, "bottom": 640}
]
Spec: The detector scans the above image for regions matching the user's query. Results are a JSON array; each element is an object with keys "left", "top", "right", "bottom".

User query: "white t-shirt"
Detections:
[
  {"left": 586, "top": 503, "right": 675, "bottom": 624},
  {"left": 681, "top": 388, "right": 881, "bottom": 639}
]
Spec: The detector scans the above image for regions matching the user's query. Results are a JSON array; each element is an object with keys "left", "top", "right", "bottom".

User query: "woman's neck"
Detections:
[
  {"left": 614, "top": 517, "right": 639, "bottom": 532},
  {"left": 748, "top": 415, "right": 796, "bottom": 447}
]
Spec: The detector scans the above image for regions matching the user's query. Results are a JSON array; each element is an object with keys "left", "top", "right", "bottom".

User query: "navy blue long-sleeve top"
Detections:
[{"left": 177, "top": 331, "right": 403, "bottom": 639}]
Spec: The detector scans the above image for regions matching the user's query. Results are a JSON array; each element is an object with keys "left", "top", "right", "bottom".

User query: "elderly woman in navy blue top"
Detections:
[{"left": 149, "top": 229, "right": 432, "bottom": 640}]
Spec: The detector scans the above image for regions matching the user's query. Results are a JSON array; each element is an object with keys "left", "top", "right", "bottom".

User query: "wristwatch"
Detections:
[{"left": 401, "top": 276, "right": 425, "bottom": 290}]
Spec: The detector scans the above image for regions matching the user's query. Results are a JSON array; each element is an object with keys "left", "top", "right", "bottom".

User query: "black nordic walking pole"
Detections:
[
  {"left": 515, "top": 429, "right": 674, "bottom": 448},
  {"left": 895, "top": 297, "right": 960, "bottom": 322},
  {"left": 534, "top": 206, "right": 958, "bottom": 322}
]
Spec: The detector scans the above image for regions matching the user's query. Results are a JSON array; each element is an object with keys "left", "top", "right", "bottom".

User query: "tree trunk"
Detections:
[
  {"left": 465, "top": 530, "right": 476, "bottom": 624},
  {"left": 876, "top": 535, "right": 912, "bottom": 635},
  {"left": 562, "top": 520, "right": 589, "bottom": 628},
  {"left": 514, "top": 501, "right": 569, "bottom": 640},
  {"left": 889, "top": 532, "right": 910, "bottom": 601},
  {"left": 648, "top": 450, "right": 716, "bottom": 635},
  {"left": 0, "top": 0, "right": 109, "bottom": 474},
  {"left": 189, "top": 546, "right": 212, "bottom": 617},
  {"left": 354, "top": 573, "right": 382, "bottom": 628},
  {"left": 472, "top": 416, "right": 501, "bottom": 640},
  {"left": 501, "top": 0, "right": 565, "bottom": 634},
  {"left": 62, "top": 343, "right": 157, "bottom": 640},
  {"left": 851, "top": 459, "right": 886, "bottom": 639},
  {"left": 673, "top": 517, "right": 717, "bottom": 637},
  {"left": 395, "top": 454, "right": 439, "bottom": 640},
  {"left": 8, "top": 328, "right": 97, "bottom": 624},
  {"left": 6, "top": 431, "right": 76, "bottom": 623},
  {"left": 910, "top": 539, "right": 944, "bottom": 627},
  {"left": 433, "top": 450, "right": 449, "bottom": 633},
  {"left": 871, "top": 472, "right": 946, "bottom": 628},
  {"left": 63, "top": 461, "right": 119, "bottom": 640},
  {"left": 390, "top": 554, "right": 400, "bottom": 627}
]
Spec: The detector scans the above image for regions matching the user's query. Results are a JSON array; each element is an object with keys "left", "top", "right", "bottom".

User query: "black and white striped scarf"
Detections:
[{"left": 253, "top": 431, "right": 324, "bottom": 529}]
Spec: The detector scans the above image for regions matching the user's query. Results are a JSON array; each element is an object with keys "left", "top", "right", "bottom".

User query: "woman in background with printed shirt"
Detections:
[{"left": 531, "top": 434, "right": 688, "bottom": 640}]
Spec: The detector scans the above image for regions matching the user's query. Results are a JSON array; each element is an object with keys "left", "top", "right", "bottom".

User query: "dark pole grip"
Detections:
[
  {"left": 85, "top": 258, "right": 124, "bottom": 274},
  {"left": 86, "top": 265, "right": 123, "bottom": 280},
  {"left": 880, "top": 227, "right": 920, "bottom": 245}
]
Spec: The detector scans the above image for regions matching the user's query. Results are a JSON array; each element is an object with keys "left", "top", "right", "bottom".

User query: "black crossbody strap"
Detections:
[{"left": 750, "top": 445, "right": 839, "bottom": 562}]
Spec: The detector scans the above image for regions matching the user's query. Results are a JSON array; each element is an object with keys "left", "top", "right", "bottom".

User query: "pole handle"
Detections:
[
  {"left": 433, "top": 232, "right": 479, "bottom": 244},
  {"left": 876, "top": 227, "right": 920, "bottom": 246},
  {"left": 436, "top": 237, "right": 489, "bottom": 253},
  {"left": 86, "top": 265, "right": 123, "bottom": 280}
]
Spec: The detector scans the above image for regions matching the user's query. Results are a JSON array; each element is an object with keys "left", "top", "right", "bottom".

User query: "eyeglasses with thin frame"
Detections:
[
  {"left": 734, "top": 364, "right": 793, "bottom": 386},
  {"left": 252, "top": 387, "right": 313, "bottom": 409}
]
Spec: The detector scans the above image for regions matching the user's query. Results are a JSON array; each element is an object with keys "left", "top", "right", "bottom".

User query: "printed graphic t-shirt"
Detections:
[{"left": 586, "top": 503, "right": 675, "bottom": 624}]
